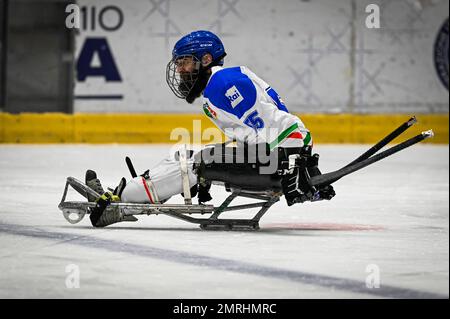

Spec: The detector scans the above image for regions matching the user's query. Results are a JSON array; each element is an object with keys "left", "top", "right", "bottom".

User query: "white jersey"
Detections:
[{"left": 202, "top": 66, "right": 312, "bottom": 149}]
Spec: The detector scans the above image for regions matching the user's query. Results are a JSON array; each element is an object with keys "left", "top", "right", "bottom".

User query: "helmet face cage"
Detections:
[{"left": 166, "top": 54, "right": 201, "bottom": 99}]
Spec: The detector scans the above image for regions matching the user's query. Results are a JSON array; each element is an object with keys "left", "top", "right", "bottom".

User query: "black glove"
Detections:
[
  {"left": 181, "top": 184, "right": 198, "bottom": 199},
  {"left": 317, "top": 185, "right": 336, "bottom": 200},
  {"left": 281, "top": 168, "right": 311, "bottom": 206},
  {"left": 198, "top": 182, "right": 212, "bottom": 204}
]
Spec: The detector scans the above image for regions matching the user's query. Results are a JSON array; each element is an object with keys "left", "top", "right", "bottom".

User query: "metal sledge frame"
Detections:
[
  {"left": 58, "top": 115, "right": 433, "bottom": 230},
  {"left": 164, "top": 189, "right": 280, "bottom": 230},
  {"left": 58, "top": 176, "right": 281, "bottom": 230}
]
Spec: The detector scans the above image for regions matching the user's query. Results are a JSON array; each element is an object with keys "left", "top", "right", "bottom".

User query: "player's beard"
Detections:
[
  {"left": 177, "top": 76, "right": 192, "bottom": 98},
  {"left": 183, "top": 67, "right": 210, "bottom": 104}
]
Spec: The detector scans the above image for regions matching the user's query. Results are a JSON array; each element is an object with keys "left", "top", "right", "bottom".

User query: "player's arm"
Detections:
[{"left": 205, "top": 74, "right": 265, "bottom": 141}]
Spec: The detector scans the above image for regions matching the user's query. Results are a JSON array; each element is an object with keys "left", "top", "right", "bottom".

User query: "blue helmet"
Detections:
[{"left": 172, "top": 30, "right": 226, "bottom": 65}]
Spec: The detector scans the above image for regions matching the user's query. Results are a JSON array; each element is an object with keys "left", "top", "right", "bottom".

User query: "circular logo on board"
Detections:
[{"left": 434, "top": 18, "right": 449, "bottom": 90}]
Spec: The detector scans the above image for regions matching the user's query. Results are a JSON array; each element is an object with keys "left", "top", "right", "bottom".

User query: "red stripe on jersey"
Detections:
[
  {"left": 141, "top": 177, "right": 154, "bottom": 204},
  {"left": 287, "top": 132, "right": 303, "bottom": 139}
]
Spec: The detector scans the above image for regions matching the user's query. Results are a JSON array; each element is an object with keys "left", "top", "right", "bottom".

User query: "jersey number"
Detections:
[{"left": 244, "top": 110, "right": 264, "bottom": 131}]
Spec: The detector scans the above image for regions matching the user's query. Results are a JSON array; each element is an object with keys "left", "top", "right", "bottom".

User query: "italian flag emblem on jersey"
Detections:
[
  {"left": 203, "top": 102, "right": 217, "bottom": 119},
  {"left": 269, "top": 123, "right": 312, "bottom": 150}
]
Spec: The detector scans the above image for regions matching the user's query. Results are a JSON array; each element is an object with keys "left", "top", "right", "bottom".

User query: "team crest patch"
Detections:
[
  {"left": 203, "top": 102, "right": 217, "bottom": 119},
  {"left": 225, "top": 85, "right": 244, "bottom": 108},
  {"left": 434, "top": 18, "right": 449, "bottom": 90}
]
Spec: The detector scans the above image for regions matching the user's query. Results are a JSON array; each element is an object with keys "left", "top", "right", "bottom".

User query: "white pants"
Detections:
[{"left": 121, "top": 154, "right": 198, "bottom": 203}]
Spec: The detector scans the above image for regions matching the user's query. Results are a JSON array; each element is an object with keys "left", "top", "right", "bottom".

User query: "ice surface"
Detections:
[{"left": 0, "top": 144, "right": 448, "bottom": 298}]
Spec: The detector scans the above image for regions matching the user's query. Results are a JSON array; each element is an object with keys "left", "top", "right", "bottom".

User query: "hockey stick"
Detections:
[
  {"left": 309, "top": 130, "right": 433, "bottom": 187},
  {"left": 344, "top": 116, "right": 417, "bottom": 168},
  {"left": 126, "top": 156, "right": 137, "bottom": 178}
]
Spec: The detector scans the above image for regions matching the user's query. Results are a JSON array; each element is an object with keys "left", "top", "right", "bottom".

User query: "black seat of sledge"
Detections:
[{"left": 193, "top": 142, "right": 304, "bottom": 192}]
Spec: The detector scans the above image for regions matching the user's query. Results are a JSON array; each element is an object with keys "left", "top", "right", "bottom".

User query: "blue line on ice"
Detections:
[{"left": 0, "top": 223, "right": 446, "bottom": 299}]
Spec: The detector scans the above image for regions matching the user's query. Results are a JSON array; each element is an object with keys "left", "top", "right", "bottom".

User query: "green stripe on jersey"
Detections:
[{"left": 269, "top": 123, "right": 299, "bottom": 150}]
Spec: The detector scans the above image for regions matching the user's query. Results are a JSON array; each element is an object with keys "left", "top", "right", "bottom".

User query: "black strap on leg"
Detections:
[{"left": 89, "top": 192, "right": 113, "bottom": 227}]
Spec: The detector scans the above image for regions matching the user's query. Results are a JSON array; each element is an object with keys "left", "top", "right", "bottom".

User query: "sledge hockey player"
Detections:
[{"left": 87, "top": 30, "right": 335, "bottom": 228}]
